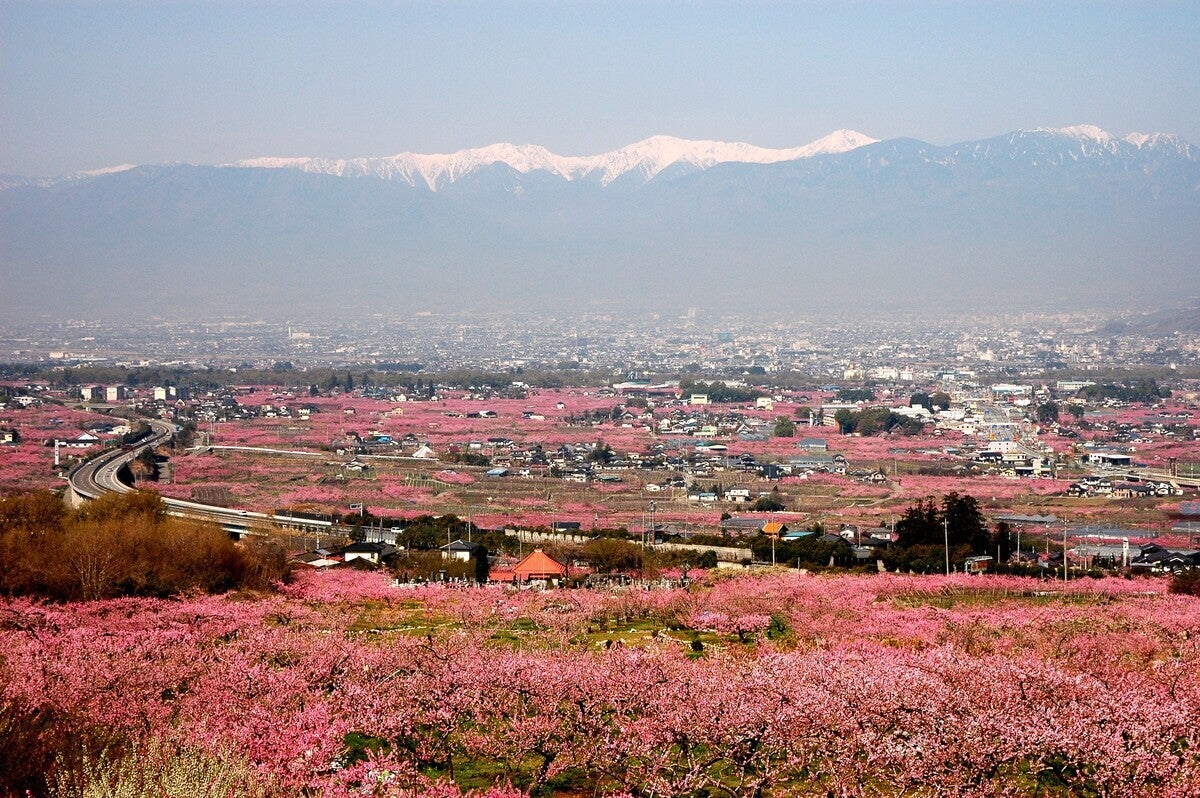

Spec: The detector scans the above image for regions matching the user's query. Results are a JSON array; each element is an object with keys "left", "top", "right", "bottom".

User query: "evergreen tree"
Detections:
[
  {"left": 834, "top": 408, "right": 856, "bottom": 434},
  {"left": 910, "top": 392, "right": 933, "bottom": 410},
  {"left": 895, "top": 496, "right": 942, "bottom": 548},
  {"left": 943, "top": 492, "right": 990, "bottom": 553},
  {"left": 993, "top": 521, "right": 1013, "bottom": 563},
  {"left": 894, "top": 493, "right": 989, "bottom": 554},
  {"left": 1036, "top": 402, "right": 1060, "bottom": 424}
]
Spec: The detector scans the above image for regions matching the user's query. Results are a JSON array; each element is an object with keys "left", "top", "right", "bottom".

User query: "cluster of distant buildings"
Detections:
[
  {"left": 293, "top": 538, "right": 570, "bottom": 588},
  {"left": 78, "top": 384, "right": 189, "bottom": 403},
  {"left": 1065, "top": 476, "right": 1183, "bottom": 499}
]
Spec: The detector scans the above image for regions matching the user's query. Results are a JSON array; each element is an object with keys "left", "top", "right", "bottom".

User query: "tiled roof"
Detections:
[{"left": 513, "top": 549, "right": 567, "bottom": 578}]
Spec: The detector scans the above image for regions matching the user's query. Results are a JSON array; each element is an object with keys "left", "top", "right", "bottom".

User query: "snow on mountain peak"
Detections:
[
  {"left": 236, "top": 144, "right": 572, "bottom": 189},
  {"left": 75, "top": 163, "right": 137, "bottom": 178},
  {"left": 1015, "top": 126, "right": 1197, "bottom": 160},
  {"left": 230, "top": 131, "right": 879, "bottom": 189},
  {"left": 792, "top": 129, "right": 879, "bottom": 157},
  {"left": 1124, "top": 131, "right": 1186, "bottom": 150},
  {"left": 1039, "top": 124, "right": 1116, "bottom": 143}
]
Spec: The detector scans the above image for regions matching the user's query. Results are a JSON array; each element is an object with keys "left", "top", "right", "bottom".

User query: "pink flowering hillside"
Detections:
[{"left": 5, "top": 569, "right": 1200, "bottom": 797}]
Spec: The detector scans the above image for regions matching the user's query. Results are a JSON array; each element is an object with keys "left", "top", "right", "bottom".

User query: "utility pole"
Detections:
[
  {"left": 944, "top": 516, "right": 950, "bottom": 576},
  {"left": 1063, "top": 529, "right": 1069, "bottom": 582}
]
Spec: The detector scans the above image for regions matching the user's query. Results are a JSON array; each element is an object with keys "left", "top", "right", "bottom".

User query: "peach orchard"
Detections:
[
  {"left": 150, "top": 388, "right": 1195, "bottom": 537},
  {"left": 5, "top": 569, "right": 1200, "bottom": 797}
]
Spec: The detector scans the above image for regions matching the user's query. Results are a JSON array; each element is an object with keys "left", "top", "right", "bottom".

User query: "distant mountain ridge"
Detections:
[
  {"left": 229, "top": 130, "right": 881, "bottom": 189},
  {"left": 6, "top": 125, "right": 1196, "bottom": 191},
  {"left": 2, "top": 124, "right": 1198, "bottom": 319},
  {"left": 224, "top": 125, "right": 1200, "bottom": 187}
]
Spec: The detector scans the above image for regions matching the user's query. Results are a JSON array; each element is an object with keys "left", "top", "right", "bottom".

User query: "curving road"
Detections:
[
  {"left": 68, "top": 419, "right": 176, "bottom": 499},
  {"left": 68, "top": 419, "right": 337, "bottom": 537}
]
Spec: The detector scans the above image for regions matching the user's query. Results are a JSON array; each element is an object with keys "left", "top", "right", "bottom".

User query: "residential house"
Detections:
[
  {"left": 342, "top": 541, "right": 398, "bottom": 566},
  {"left": 787, "top": 452, "right": 847, "bottom": 475},
  {"left": 720, "top": 516, "right": 769, "bottom": 536},
  {"left": 725, "top": 488, "right": 752, "bottom": 503},
  {"left": 1087, "top": 452, "right": 1134, "bottom": 468},
  {"left": 439, "top": 539, "right": 489, "bottom": 582}
]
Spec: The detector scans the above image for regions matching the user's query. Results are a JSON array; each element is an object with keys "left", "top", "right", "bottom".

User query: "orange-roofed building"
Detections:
[
  {"left": 762, "top": 521, "right": 788, "bottom": 537},
  {"left": 499, "top": 548, "right": 568, "bottom": 586}
]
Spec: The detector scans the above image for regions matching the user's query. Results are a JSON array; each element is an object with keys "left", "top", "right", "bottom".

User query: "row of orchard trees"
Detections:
[
  {"left": 0, "top": 491, "right": 287, "bottom": 600},
  {"left": 4, "top": 577, "right": 1200, "bottom": 798}
]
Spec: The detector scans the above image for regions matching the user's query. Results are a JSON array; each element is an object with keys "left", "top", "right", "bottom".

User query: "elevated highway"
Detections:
[
  {"left": 1085, "top": 466, "right": 1200, "bottom": 490},
  {"left": 68, "top": 419, "right": 341, "bottom": 538}
]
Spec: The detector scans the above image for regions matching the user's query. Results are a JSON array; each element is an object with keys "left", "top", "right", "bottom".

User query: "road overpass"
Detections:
[
  {"left": 68, "top": 419, "right": 342, "bottom": 538},
  {"left": 1085, "top": 466, "right": 1200, "bottom": 490}
]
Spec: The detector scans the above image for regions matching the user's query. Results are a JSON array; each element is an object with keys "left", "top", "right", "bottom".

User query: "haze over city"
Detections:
[{"left": 4, "top": 2, "right": 1200, "bottom": 320}]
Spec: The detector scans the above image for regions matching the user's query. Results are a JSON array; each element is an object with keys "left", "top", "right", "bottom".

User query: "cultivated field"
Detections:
[
  {"left": 147, "top": 388, "right": 1196, "bottom": 540},
  {"left": 5, "top": 569, "right": 1199, "bottom": 797}
]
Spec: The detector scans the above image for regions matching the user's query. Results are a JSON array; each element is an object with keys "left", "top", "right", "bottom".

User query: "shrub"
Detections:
[
  {"left": 0, "top": 491, "right": 288, "bottom": 601},
  {"left": 1168, "top": 568, "right": 1200, "bottom": 596}
]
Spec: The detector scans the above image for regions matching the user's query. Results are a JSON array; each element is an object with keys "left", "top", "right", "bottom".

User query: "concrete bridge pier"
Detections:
[{"left": 65, "top": 484, "right": 90, "bottom": 509}]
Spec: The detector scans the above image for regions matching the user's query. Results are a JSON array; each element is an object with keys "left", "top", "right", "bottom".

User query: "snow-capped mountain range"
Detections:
[
  {"left": 944, "top": 125, "right": 1200, "bottom": 166},
  {"left": 3, "top": 125, "right": 1195, "bottom": 192},
  {"left": 4, "top": 123, "right": 1198, "bottom": 320},
  {"left": 231, "top": 129, "right": 880, "bottom": 189},
  {"left": 225, "top": 125, "right": 1197, "bottom": 189},
  {"left": 1036, "top": 124, "right": 1186, "bottom": 150}
]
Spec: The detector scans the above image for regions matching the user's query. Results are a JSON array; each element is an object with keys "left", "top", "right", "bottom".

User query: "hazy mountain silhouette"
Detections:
[{"left": 2, "top": 129, "right": 1197, "bottom": 319}]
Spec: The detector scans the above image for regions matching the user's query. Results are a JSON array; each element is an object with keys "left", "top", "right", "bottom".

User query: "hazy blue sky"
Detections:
[{"left": 3, "top": 1, "right": 1199, "bottom": 176}]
